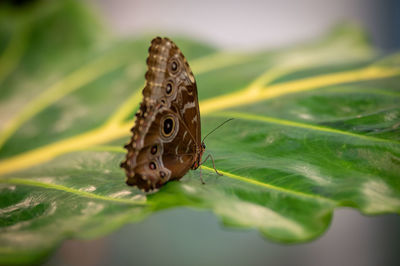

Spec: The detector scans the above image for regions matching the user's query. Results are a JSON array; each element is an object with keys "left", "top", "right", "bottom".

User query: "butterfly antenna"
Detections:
[{"left": 202, "top": 118, "right": 234, "bottom": 142}]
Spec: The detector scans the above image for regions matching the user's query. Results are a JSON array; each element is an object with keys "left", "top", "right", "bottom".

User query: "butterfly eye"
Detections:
[
  {"left": 149, "top": 162, "right": 157, "bottom": 170},
  {"left": 150, "top": 145, "right": 158, "bottom": 155}
]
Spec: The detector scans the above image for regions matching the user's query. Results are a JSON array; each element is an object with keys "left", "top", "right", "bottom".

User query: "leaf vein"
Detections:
[
  {"left": 213, "top": 111, "right": 400, "bottom": 145},
  {"left": 201, "top": 166, "right": 336, "bottom": 203},
  {"left": 0, "top": 178, "right": 147, "bottom": 206}
]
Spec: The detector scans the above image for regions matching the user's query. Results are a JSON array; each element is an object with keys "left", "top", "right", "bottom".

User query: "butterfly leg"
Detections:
[
  {"left": 201, "top": 154, "right": 223, "bottom": 176},
  {"left": 199, "top": 166, "right": 205, "bottom": 185}
]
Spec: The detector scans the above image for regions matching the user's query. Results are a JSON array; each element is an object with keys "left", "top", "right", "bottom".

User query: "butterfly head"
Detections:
[
  {"left": 201, "top": 142, "right": 206, "bottom": 151},
  {"left": 191, "top": 142, "right": 206, "bottom": 170}
]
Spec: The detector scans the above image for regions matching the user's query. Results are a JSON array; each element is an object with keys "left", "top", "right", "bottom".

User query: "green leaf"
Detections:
[{"left": 1, "top": 1, "right": 399, "bottom": 265}]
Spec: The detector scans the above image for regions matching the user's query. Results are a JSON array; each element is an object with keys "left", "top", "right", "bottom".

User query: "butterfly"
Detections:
[{"left": 120, "top": 37, "right": 220, "bottom": 192}]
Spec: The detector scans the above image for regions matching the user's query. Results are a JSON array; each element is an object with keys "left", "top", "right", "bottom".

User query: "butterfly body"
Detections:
[{"left": 121, "top": 37, "right": 203, "bottom": 191}]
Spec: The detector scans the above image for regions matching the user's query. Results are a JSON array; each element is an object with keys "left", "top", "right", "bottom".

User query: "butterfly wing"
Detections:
[
  {"left": 121, "top": 37, "right": 201, "bottom": 191},
  {"left": 144, "top": 37, "right": 201, "bottom": 145}
]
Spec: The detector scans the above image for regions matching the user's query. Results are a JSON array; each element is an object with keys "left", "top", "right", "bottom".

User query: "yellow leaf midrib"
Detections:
[{"left": 199, "top": 66, "right": 400, "bottom": 115}]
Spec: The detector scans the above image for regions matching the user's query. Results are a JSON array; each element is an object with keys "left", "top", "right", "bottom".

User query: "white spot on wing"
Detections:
[
  {"left": 148, "top": 81, "right": 163, "bottom": 86},
  {"left": 186, "top": 140, "right": 192, "bottom": 153},
  {"left": 191, "top": 115, "right": 197, "bottom": 124},
  {"left": 151, "top": 66, "right": 166, "bottom": 73},
  {"left": 182, "top": 101, "right": 196, "bottom": 114}
]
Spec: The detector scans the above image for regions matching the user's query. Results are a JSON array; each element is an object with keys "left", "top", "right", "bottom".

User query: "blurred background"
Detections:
[
  {"left": 45, "top": 208, "right": 400, "bottom": 266},
  {"left": 91, "top": 0, "right": 400, "bottom": 52},
  {"left": 4, "top": 0, "right": 399, "bottom": 265}
]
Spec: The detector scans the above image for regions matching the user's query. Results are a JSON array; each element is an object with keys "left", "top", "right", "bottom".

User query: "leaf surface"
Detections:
[{"left": 0, "top": 1, "right": 399, "bottom": 265}]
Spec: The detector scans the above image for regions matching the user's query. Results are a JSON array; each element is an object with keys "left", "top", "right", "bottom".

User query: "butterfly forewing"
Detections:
[{"left": 121, "top": 37, "right": 202, "bottom": 191}]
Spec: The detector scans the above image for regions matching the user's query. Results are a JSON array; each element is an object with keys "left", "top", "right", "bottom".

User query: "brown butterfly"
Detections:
[{"left": 120, "top": 37, "right": 221, "bottom": 191}]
